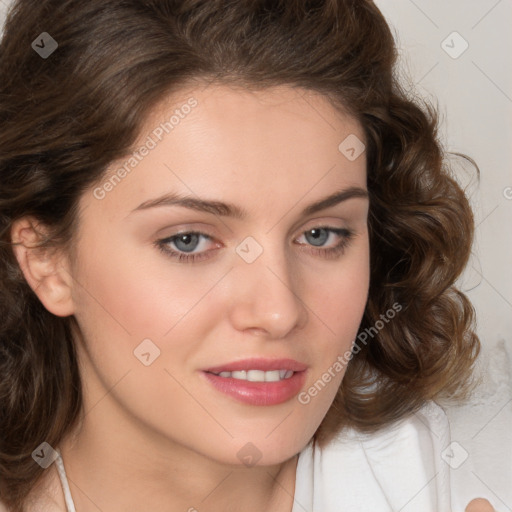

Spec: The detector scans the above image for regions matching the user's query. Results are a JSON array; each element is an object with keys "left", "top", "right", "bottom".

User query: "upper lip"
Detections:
[{"left": 204, "top": 358, "right": 308, "bottom": 374}]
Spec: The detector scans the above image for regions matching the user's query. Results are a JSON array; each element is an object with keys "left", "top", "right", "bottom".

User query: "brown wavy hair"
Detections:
[{"left": 0, "top": 0, "right": 480, "bottom": 510}]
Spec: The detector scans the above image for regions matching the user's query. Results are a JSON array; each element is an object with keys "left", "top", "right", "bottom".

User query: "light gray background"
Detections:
[
  {"left": 375, "top": 0, "right": 512, "bottom": 359},
  {"left": 371, "top": 4, "right": 512, "bottom": 508}
]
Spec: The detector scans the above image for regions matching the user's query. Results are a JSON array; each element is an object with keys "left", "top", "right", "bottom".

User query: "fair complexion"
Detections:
[
  {"left": 11, "top": 84, "right": 497, "bottom": 512},
  {"left": 12, "top": 84, "right": 370, "bottom": 512}
]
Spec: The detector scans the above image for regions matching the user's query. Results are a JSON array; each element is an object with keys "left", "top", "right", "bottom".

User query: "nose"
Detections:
[{"left": 228, "top": 243, "right": 308, "bottom": 339}]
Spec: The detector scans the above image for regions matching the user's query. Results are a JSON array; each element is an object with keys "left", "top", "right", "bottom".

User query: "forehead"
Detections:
[
  {"left": 142, "top": 82, "right": 363, "bottom": 143},
  {"left": 84, "top": 83, "right": 367, "bottom": 222},
  {"left": 132, "top": 81, "right": 365, "bottom": 159}
]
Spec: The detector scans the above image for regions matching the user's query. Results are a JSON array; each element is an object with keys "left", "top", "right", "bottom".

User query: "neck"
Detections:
[{"left": 58, "top": 413, "right": 299, "bottom": 512}]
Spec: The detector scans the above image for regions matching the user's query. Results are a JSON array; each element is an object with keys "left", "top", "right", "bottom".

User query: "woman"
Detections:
[{"left": 0, "top": 0, "right": 495, "bottom": 510}]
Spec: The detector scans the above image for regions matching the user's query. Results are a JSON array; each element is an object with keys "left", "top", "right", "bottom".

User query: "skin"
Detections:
[
  {"left": 465, "top": 499, "right": 496, "bottom": 512},
  {"left": 13, "top": 84, "right": 370, "bottom": 512},
  {"left": 11, "top": 83, "right": 496, "bottom": 512}
]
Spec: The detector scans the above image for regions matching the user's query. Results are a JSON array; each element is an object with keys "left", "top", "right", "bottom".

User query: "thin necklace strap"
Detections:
[{"left": 55, "top": 448, "right": 77, "bottom": 512}]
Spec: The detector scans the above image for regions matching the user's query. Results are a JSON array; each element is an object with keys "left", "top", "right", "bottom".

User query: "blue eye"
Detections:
[
  {"left": 302, "top": 227, "right": 335, "bottom": 247},
  {"left": 296, "top": 227, "right": 354, "bottom": 259},
  {"left": 155, "top": 227, "right": 354, "bottom": 263},
  {"left": 170, "top": 233, "right": 203, "bottom": 253},
  {"left": 156, "top": 231, "right": 214, "bottom": 262}
]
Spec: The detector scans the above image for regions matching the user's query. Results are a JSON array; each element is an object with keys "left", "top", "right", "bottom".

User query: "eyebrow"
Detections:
[{"left": 129, "top": 186, "right": 368, "bottom": 220}]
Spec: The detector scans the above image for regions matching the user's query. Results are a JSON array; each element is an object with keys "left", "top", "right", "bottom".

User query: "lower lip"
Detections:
[{"left": 201, "top": 371, "right": 307, "bottom": 406}]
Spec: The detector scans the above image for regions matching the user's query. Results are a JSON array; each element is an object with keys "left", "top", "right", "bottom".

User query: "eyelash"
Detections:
[{"left": 155, "top": 227, "right": 355, "bottom": 263}]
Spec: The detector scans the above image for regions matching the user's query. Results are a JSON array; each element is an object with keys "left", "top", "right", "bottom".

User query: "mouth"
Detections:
[
  {"left": 201, "top": 358, "right": 308, "bottom": 406},
  {"left": 207, "top": 369, "right": 295, "bottom": 382}
]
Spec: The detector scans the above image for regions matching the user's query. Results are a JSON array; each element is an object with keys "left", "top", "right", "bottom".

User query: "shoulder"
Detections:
[
  {"left": 443, "top": 339, "right": 512, "bottom": 511},
  {"left": 317, "top": 400, "right": 450, "bottom": 463},
  {"left": 295, "top": 400, "right": 451, "bottom": 512}
]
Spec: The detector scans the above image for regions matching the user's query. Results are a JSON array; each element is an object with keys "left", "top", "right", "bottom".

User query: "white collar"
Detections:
[{"left": 292, "top": 401, "right": 452, "bottom": 512}]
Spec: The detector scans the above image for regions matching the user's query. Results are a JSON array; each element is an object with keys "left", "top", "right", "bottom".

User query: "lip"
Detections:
[
  {"left": 201, "top": 358, "right": 308, "bottom": 406},
  {"left": 203, "top": 358, "right": 308, "bottom": 374}
]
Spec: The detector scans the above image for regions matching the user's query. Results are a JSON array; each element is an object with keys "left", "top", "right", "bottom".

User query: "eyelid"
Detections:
[
  {"left": 155, "top": 225, "right": 354, "bottom": 263},
  {"left": 158, "top": 215, "right": 351, "bottom": 239},
  {"left": 158, "top": 222, "right": 349, "bottom": 247},
  {"left": 157, "top": 230, "right": 219, "bottom": 251}
]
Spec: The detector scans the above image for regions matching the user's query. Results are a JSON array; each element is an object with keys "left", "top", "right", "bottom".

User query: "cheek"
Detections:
[
  {"left": 295, "top": 242, "right": 370, "bottom": 409},
  {"left": 69, "top": 241, "right": 221, "bottom": 431},
  {"left": 70, "top": 236, "right": 229, "bottom": 407},
  {"left": 307, "top": 244, "right": 370, "bottom": 349},
  {"left": 72, "top": 236, "right": 221, "bottom": 341}
]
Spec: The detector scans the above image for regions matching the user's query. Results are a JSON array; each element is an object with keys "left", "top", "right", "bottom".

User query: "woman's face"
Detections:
[{"left": 68, "top": 83, "right": 369, "bottom": 466}]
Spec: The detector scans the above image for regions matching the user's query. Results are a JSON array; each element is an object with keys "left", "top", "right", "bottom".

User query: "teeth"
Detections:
[
  {"left": 215, "top": 369, "right": 295, "bottom": 382},
  {"left": 264, "top": 370, "right": 280, "bottom": 382}
]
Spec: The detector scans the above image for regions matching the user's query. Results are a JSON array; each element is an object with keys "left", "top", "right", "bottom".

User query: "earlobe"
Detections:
[{"left": 10, "top": 217, "right": 75, "bottom": 317}]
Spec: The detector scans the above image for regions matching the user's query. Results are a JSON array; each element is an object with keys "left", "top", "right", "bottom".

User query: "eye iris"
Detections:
[
  {"left": 174, "top": 233, "right": 200, "bottom": 252},
  {"left": 305, "top": 228, "right": 328, "bottom": 247}
]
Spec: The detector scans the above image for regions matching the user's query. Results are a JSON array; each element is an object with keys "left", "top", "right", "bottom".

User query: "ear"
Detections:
[{"left": 10, "top": 217, "right": 75, "bottom": 317}]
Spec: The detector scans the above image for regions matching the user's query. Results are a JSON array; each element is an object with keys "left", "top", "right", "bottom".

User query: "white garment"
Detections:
[
  {"left": 292, "top": 400, "right": 452, "bottom": 512},
  {"left": 54, "top": 401, "right": 455, "bottom": 512},
  {"left": 55, "top": 449, "right": 76, "bottom": 512}
]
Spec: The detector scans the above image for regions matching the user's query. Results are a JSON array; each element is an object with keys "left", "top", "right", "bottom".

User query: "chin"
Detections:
[{"left": 206, "top": 430, "right": 313, "bottom": 469}]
